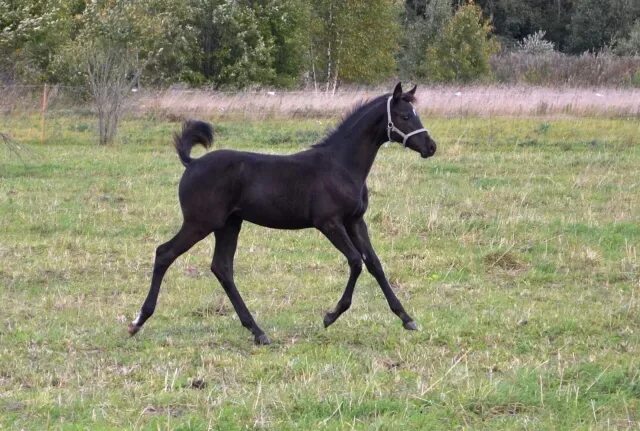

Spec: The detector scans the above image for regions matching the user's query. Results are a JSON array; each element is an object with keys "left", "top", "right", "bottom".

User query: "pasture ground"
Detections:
[{"left": 1, "top": 114, "right": 639, "bottom": 429}]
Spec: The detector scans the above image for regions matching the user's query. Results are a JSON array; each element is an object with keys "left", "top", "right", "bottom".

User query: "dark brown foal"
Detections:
[{"left": 129, "top": 83, "right": 436, "bottom": 344}]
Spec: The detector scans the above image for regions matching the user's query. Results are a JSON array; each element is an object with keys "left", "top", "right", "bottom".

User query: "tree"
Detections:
[
  {"left": 189, "top": 0, "right": 275, "bottom": 87},
  {"left": 398, "top": 0, "right": 452, "bottom": 80},
  {"left": 424, "top": 1, "right": 498, "bottom": 82},
  {"left": 616, "top": 20, "right": 640, "bottom": 55},
  {"left": 475, "top": 0, "right": 573, "bottom": 51},
  {"left": 60, "top": 0, "right": 193, "bottom": 144},
  {"left": 568, "top": 0, "right": 640, "bottom": 53},
  {"left": 1, "top": 0, "right": 194, "bottom": 86},
  {"left": 0, "top": 0, "right": 79, "bottom": 83},
  {"left": 308, "top": 0, "right": 400, "bottom": 91},
  {"left": 251, "top": 0, "right": 311, "bottom": 87}
]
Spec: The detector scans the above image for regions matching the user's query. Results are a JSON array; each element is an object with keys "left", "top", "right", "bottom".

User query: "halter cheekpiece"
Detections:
[{"left": 386, "top": 96, "right": 428, "bottom": 147}]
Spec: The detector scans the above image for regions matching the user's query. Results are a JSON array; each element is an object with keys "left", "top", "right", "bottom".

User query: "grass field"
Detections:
[{"left": 1, "top": 113, "right": 639, "bottom": 429}]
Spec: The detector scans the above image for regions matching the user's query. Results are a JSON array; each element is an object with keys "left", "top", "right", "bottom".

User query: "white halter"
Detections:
[{"left": 386, "top": 96, "right": 428, "bottom": 147}]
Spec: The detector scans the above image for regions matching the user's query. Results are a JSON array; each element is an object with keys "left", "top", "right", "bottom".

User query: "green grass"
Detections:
[{"left": 1, "top": 114, "right": 639, "bottom": 429}]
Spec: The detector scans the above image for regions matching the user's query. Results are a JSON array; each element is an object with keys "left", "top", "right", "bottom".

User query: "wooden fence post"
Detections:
[{"left": 40, "top": 83, "right": 49, "bottom": 144}]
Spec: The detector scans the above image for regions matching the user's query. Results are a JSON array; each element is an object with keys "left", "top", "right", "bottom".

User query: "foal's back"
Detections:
[{"left": 178, "top": 148, "right": 362, "bottom": 230}]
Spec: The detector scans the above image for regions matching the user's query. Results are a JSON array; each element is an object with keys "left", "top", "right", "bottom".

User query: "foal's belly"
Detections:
[
  {"left": 234, "top": 190, "right": 315, "bottom": 230},
  {"left": 239, "top": 211, "right": 313, "bottom": 230}
]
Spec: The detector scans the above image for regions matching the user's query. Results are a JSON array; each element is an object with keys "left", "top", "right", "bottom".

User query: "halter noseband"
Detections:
[{"left": 386, "top": 96, "right": 428, "bottom": 147}]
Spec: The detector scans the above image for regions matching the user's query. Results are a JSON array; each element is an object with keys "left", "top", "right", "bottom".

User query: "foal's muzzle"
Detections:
[{"left": 420, "top": 140, "right": 437, "bottom": 158}]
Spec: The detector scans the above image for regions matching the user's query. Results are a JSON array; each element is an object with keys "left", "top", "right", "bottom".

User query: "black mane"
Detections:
[
  {"left": 312, "top": 95, "right": 387, "bottom": 148},
  {"left": 312, "top": 92, "right": 417, "bottom": 149}
]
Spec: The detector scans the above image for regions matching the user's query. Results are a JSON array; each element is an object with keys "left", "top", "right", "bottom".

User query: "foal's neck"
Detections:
[{"left": 335, "top": 105, "right": 388, "bottom": 184}]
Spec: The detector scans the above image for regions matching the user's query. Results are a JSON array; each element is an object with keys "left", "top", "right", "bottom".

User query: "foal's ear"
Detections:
[
  {"left": 407, "top": 85, "right": 417, "bottom": 96},
  {"left": 392, "top": 82, "right": 403, "bottom": 101}
]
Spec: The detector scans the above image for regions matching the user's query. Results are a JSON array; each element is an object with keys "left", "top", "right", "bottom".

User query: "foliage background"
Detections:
[{"left": 1, "top": 0, "right": 639, "bottom": 88}]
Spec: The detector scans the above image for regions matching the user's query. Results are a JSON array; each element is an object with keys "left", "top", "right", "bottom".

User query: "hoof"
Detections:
[
  {"left": 255, "top": 334, "right": 271, "bottom": 345},
  {"left": 128, "top": 323, "right": 141, "bottom": 336},
  {"left": 323, "top": 313, "right": 337, "bottom": 328},
  {"left": 403, "top": 320, "right": 418, "bottom": 331}
]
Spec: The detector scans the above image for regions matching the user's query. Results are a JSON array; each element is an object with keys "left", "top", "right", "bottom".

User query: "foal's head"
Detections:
[{"left": 387, "top": 83, "right": 436, "bottom": 158}]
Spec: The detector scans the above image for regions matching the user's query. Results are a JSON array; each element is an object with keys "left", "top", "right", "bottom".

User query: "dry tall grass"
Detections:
[
  {"left": 2, "top": 84, "right": 640, "bottom": 119},
  {"left": 138, "top": 86, "right": 640, "bottom": 119}
]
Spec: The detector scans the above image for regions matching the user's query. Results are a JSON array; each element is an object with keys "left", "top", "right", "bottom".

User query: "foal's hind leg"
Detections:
[
  {"left": 211, "top": 217, "right": 270, "bottom": 345},
  {"left": 347, "top": 219, "right": 417, "bottom": 330},
  {"left": 318, "top": 220, "right": 363, "bottom": 328},
  {"left": 129, "top": 223, "right": 209, "bottom": 335}
]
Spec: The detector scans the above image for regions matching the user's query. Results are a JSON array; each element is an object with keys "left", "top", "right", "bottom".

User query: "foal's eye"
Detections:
[{"left": 401, "top": 114, "right": 410, "bottom": 120}]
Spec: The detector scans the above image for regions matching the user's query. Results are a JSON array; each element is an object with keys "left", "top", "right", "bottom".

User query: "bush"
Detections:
[
  {"left": 423, "top": 2, "right": 498, "bottom": 83},
  {"left": 517, "top": 31, "right": 556, "bottom": 55},
  {"left": 491, "top": 51, "right": 640, "bottom": 86},
  {"left": 616, "top": 20, "right": 640, "bottom": 56},
  {"left": 397, "top": 0, "right": 451, "bottom": 80}
]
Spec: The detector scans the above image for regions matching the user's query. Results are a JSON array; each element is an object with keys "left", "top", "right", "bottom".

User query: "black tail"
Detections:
[{"left": 173, "top": 120, "right": 214, "bottom": 167}]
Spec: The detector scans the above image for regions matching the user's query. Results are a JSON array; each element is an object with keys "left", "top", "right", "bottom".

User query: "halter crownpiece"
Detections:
[{"left": 386, "top": 96, "right": 428, "bottom": 147}]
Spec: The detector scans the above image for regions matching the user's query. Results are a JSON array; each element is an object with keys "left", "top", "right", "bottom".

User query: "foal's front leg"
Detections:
[
  {"left": 347, "top": 218, "right": 417, "bottom": 330},
  {"left": 318, "top": 220, "right": 363, "bottom": 328}
]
